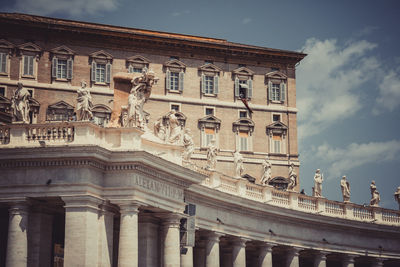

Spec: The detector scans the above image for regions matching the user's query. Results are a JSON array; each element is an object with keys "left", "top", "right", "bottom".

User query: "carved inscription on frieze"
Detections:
[{"left": 133, "top": 174, "right": 184, "bottom": 200}]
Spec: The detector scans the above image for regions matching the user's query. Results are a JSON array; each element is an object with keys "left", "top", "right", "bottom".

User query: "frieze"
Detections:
[
  {"left": 0, "top": 159, "right": 105, "bottom": 170},
  {"left": 132, "top": 174, "right": 184, "bottom": 200}
]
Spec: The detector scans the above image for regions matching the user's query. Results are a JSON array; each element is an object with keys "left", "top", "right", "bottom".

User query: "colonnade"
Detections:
[{"left": 3, "top": 198, "right": 395, "bottom": 267}]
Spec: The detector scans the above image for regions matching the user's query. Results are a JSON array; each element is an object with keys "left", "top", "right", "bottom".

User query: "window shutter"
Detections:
[
  {"left": 28, "top": 56, "right": 34, "bottom": 76},
  {"left": 23, "top": 55, "right": 28, "bottom": 75},
  {"left": 234, "top": 77, "right": 239, "bottom": 97},
  {"left": 214, "top": 75, "right": 219, "bottom": 94},
  {"left": 128, "top": 65, "right": 133, "bottom": 73},
  {"left": 91, "top": 61, "right": 96, "bottom": 82},
  {"left": 280, "top": 82, "right": 286, "bottom": 102},
  {"left": 52, "top": 57, "right": 58, "bottom": 78},
  {"left": 0, "top": 53, "right": 6, "bottom": 73},
  {"left": 179, "top": 71, "right": 184, "bottom": 92},
  {"left": 201, "top": 74, "right": 206, "bottom": 94},
  {"left": 105, "top": 63, "right": 111, "bottom": 83},
  {"left": 268, "top": 80, "right": 273, "bottom": 101},
  {"left": 166, "top": 70, "right": 171, "bottom": 90},
  {"left": 247, "top": 79, "right": 253, "bottom": 98},
  {"left": 67, "top": 58, "right": 73, "bottom": 79}
]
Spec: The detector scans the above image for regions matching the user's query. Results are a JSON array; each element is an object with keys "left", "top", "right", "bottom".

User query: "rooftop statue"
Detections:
[
  {"left": 395, "top": 187, "right": 400, "bottom": 210},
  {"left": 287, "top": 162, "right": 297, "bottom": 191},
  {"left": 260, "top": 156, "right": 272, "bottom": 186},
  {"left": 206, "top": 139, "right": 218, "bottom": 170},
  {"left": 76, "top": 80, "right": 93, "bottom": 121},
  {"left": 11, "top": 82, "right": 30, "bottom": 123},
  {"left": 127, "top": 68, "right": 158, "bottom": 129},
  {"left": 167, "top": 110, "right": 181, "bottom": 144},
  {"left": 313, "top": 169, "right": 324, "bottom": 197},
  {"left": 182, "top": 128, "right": 194, "bottom": 163},
  {"left": 370, "top": 180, "right": 380, "bottom": 207},
  {"left": 233, "top": 150, "right": 244, "bottom": 178},
  {"left": 341, "top": 176, "right": 351, "bottom": 202}
]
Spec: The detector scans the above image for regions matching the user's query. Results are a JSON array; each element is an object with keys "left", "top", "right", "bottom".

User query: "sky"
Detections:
[{"left": 1, "top": 0, "right": 400, "bottom": 209}]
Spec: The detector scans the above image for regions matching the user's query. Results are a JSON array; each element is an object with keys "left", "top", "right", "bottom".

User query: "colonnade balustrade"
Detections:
[{"left": 2, "top": 197, "right": 398, "bottom": 267}]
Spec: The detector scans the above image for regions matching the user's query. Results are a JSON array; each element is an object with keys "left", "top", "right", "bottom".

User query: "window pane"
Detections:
[
  {"left": 133, "top": 67, "right": 142, "bottom": 73},
  {"left": 205, "top": 108, "right": 214, "bottom": 115},
  {"left": 240, "top": 137, "right": 248, "bottom": 151},
  {"left": 57, "top": 59, "right": 67, "bottom": 79},
  {"left": 0, "top": 53, "right": 6, "bottom": 73},
  {"left": 274, "top": 140, "right": 281, "bottom": 153},
  {"left": 96, "top": 64, "right": 106, "bottom": 83},
  {"left": 205, "top": 76, "right": 214, "bottom": 94},
  {"left": 272, "top": 84, "right": 280, "bottom": 101},
  {"left": 24, "top": 55, "right": 34, "bottom": 76},
  {"left": 170, "top": 72, "right": 179, "bottom": 90}
]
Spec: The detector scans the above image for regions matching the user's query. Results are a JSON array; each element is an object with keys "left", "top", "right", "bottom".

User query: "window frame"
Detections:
[
  {"left": 164, "top": 59, "right": 186, "bottom": 94},
  {"left": 233, "top": 117, "right": 255, "bottom": 152},
  {"left": 233, "top": 67, "right": 254, "bottom": 100},
  {"left": 0, "top": 39, "right": 14, "bottom": 77},
  {"left": 199, "top": 63, "right": 221, "bottom": 97},
  {"left": 266, "top": 71, "right": 288, "bottom": 104},
  {"left": 90, "top": 50, "right": 113, "bottom": 86},
  {"left": 204, "top": 106, "right": 215, "bottom": 116},
  {"left": 198, "top": 115, "right": 221, "bottom": 149},
  {"left": 51, "top": 46, "right": 75, "bottom": 82},
  {"left": 266, "top": 121, "right": 288, "bottom": 155},
  {"left": 127, "top": 55, "right": 150, "bottom": 74},
  {"left": 18, "top": 42, "right": 42, "bottom": 80}
]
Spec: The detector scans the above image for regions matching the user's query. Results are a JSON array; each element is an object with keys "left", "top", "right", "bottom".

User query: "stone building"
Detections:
[{"left": 0, "top": 13, "right": 399, "bottom": 267}]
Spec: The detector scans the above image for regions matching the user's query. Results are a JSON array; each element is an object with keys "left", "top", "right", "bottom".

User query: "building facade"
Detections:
[{"left": 0, "top": 13, "right": 399, "bottom": 267}]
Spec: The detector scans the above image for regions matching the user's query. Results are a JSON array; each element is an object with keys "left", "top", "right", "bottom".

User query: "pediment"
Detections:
[
  {"left": 164, "top": 59, "right": 186, "bottom": 69},
  {"left": 265, "top": 71, "right": 287, "bottom": 80},
  {"left": 198, "top": 63, "right": 221, "bottom": 73},
  {"left": 198, "top": 115, "right": 221, "bottom": 124},
  {"left": 51, "top": 45, "right": 75, "bottom": 56},
  {"left": 127, "top": 55, "right": 150, "bottom": 64},
  {"left": 266, "top": 121, "right": 288, "bottom": 130},
  {"left": 47, "top": 101, "right": 74, "bottom": 110},
  {"left": 18, "top": 42, "right": 41, "bottom": 52},
  {"left": 90, "top": 50, "right": 113, "bottom": 60},
  {"left": 232, "top": 67, "right": 254, "bottom": 76},
  {"left": 92, "top": 104, "right": 112, "bottom": 113},
  {"left": 233, "top": 118, "right": 254, "bottom": 127},
  {"left": 29, "top": 97, "right": 40, "bottom": 108},
  {"left": 0, "top": 39, "right": 14, "bottom": 50}
]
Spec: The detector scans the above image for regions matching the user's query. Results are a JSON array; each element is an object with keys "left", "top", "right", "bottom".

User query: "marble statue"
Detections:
[
  {"left": 154, "top": 117, "right": 166, "bottom": 141},
  {"left": 182, "top": 128, "right": 194, "bottom": 163},
  {"left": 313, "top": 169, "right": 324, "bottom": 197},
  {"left": 206, "top": 139, "right": 218, "bottom": 170},
  {"left": 76, "top": 81, "right": 93, "bottom": 121},
  {"left": 260, "top": 156, "right": 272, "bottom": 185},
  {"left": 340, "top": 176, "right": 351, "bottom": 202},
  {"left": 287, "top": 162, "right": 297, "bottom": 191},
  {"left": 233, "top": 150, "right": 244, "bottom": 178},
  {"left": 370, "top": 180, "right": 380, "bottom": 206},
  {"left": 395, "top": 187, "right": 400, "bottom": 210},
  {"left": 127, "top": 68, "right": 158, "bottom": 129},
  {"left": 11, "top": 82, "right": 30, "bottom": 123},
  {"left": 168, "top": 110, "right": 181, "bottom": 144}
]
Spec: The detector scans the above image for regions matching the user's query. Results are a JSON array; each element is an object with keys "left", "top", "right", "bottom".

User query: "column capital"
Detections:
[
  {"left": 62, "top": 194, "right": 103, "bottom": 212},
  {"left": 204, "top": 231, "right": 224, "bottom": 242},
  {"left": 342, "top": 254, "right": 356, "bottom": 264},
  {"left": 232, "top": 237, "right": 250, "bottom": 248},
  {"left": 287, "top": 246, "right": 302, "bottom": 257},
  {"left": 259, "top": 242, "right": 274, "bottom": 252},
  {"left": 159, "top": 213, "right": 183, "bottom": 228},
  {"left": 112, "top": 199, "right": 144, "bottom": 214},
  {"left": 315, "top": 250, "right": 329, "bottom": 260}
]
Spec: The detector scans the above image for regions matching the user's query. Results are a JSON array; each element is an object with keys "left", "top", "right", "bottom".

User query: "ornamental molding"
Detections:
[
  {"left": 51, "top": 45, "right": 75, "bottom": 56},
  {"left": 266, "top": 121, "right": 288, "bottom": 135},
  {"left": 0, "top": 39, "right": 14, "bottom": 51},
  {"left": 163, "top": 59, "right": 186, "bottom": 70},
  {"left": 265, "top": 71, "right": 287, "bottom": 80},
  {"left": 18, "top": 42, "right": 42, "bottom": 53},
  {"left": 232, "top": 66, "right": 255, "bottom": 77},
  {"left": 90, "top": 50, "right": 113, "bottom": 60},
  {"left": 198, "top": 115, "right": 221, "bottom": 130},
  {"left": 232, "top": 118, "right": 255, "bottom": 133},
  {"left": 198, "top": 63, "right": 222, "bottom": 74},
  {"left": 126, "top": 55, "right": 150, "bottom": 64}
]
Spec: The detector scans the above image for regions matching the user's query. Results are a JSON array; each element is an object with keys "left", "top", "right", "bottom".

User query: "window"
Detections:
[
  {"left": 273, "top": 133, "right": 282, "bottom": 153},
  {"left": 273, "top": 114, "right": 281, "bottom": 122},
  {"left": 46, "top": 101, "right": 74, "bottom": 122},
  {"left": 233, "top": 118, "right": 254, "bottom": 152},
  {"left": 198, "top": 115, "right": 221, "bottom": 148},
  {"left": 171, "top": 104, "right": 180, "bottom": 111},
  {"left": 23, "top": 55, "right": 34, "bottom": 76},
  {"left": 205, "top": 107, "right": 215, "bottom": 116},
  {"left": 199, "top": 63, "right": 221, "bottom": 96},
  {"left": 90, "top": 50, "right": 113, "bottom": 85},
  {"left": 127, "top": 55, "right": 150, "bottom": 74},
  {"left": 130, "top": 67, "right": 142, "bottom": 73},
  {"left": 51, "top": 46, "right": 75, "bottom": 81},
  {"left": 0, "top": 52, "right": 7, "bottom": 73},
  {"left": 92, "top": 104, "right": 112, "bottom": 127},
  {"left": 169, "top": 72, "right": 180, "bottom": 91},
  {"left": 0, "top": 87, "right": 5, "bottom": 96},
  {"left": 239, "top": 111, "right": 248, "bottom": 118},
  {"left": 164, "top": 59, "right": 186, "bottom": 93},
  {"left": 204, "top": 127, "right": 216, "bottom": 147},
  {"left": 233, "top": 67, "right": 254, "bottom": 100},
  {"left": 239, "top": 131, "right": 249, "bottom": 151},
  {"left": 266, "top": 71, "right": 287, "bottom": 103}
]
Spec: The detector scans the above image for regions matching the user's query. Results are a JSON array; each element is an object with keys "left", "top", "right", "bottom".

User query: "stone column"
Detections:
[
  {"left": 28, "top": 208, "right": 53, "bottom": 267},
  {"left": 194, "top": 240, "right": 205, "bottom": 267},
  {"left": 118, "top": 203, "right": 140, "bottom": 267},
  {"left": 6, "top": 202, "right": 29, "bottom": 267},
  {"left": 139, "top": 214, "right": 159, "bottom": 267},
  {"left": 161, "top": 213, "right": 182, "bottom": 267},
  {"left": 221, "top": 247, "right": 232, "bottom": 267},
  {"left": 205, "top": 232, "right": 223, "bottom": 267},
  {"left": 232, "top": 238, "right": 247, "bottom": 267},
  {"left": 286, "top": 247, "right": 301, "bottom": 267},
  {"left": 314, "top": 251, "right": 327, "bottom": 267},
  {"left": 258, "top": 243, "right": 273, "bottom": 267},
  {"left": 342, "top": 255, "right": 356, "bottom": 267},
  {"left": 98, "top": 203, "right": 116, "bottom": 267},
  {"left": 181, "top": 246, "right": 193, "bottom": 267},
  {"left": 63, "top": 195, "right": 102, "bottom": 267}
]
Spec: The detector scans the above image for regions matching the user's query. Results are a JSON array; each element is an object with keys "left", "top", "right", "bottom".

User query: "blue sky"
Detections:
[{"left": 2, "top": 0, "right": 400, "bottom": 209}]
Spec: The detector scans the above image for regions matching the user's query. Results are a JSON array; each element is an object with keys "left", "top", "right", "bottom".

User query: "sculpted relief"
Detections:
[{"left": 11, "top": 82, "right": 30, "bottom": 123}]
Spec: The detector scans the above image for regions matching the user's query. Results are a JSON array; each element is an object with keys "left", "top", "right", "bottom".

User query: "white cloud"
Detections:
[
  {"left": 297, "top": 38, "right": 379, "bottom": 139},
  {"left": 13, "top": 0, "right": 119, "bottom": 17},
  {"left": 171, "top": 10, "right": 191, "bottom": 17},
  {"left": 314, "top": 140, "right": 400, "bottom": 178},
  {"left": 373, "top": 70, "right": 400, "bottom": 114},
  {"left": 242, "top": 18, "right": 251, "bottom": 25}
]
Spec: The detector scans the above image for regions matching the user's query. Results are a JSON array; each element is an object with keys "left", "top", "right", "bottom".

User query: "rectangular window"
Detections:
[
  {"left": 273, "top": 133, "right": 282, "bottom": 153},
  {"left": 205, "top": 108, "right": 214, "bottom": 116},
  {"left": 239, "top": 111, "right": 248, "bottom": 118},
  {"left": 96, "top": 64, "right": 106, "bottom": 83},
  {"left": 205, "top": 76, "right": 214, "bottom": 94},
  {"left": 171, "top": 104, "right": 180, "bottom": 111},
  {"left": 0, "top": 53, "right": 7, "bottom": 73},
  {"left": 23, "top": 55, "right": 34, "bottom": 76},
  {"left": 272, "top": 84, "right": 280, "bottom": 101},
  {"left": 239, "top": 131, "right": 249, "bottom": 151},
  {"left": 57, "top": 59, "right": 67, "bottom": 79},
  {"left": 170, "top": 72, "right": 179, "bottom": 91},
  {"left": 204, "top": 127, "right": 215, "bottom": 147},
  {"left": 273, "top": 114, "right": 281, "bottom": 122},
  {"left": 129, "top": 66, "right": 142, "bottom": 73},
  {"left": 0, "top": 87, "right": 5, "bottom": 96}
]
